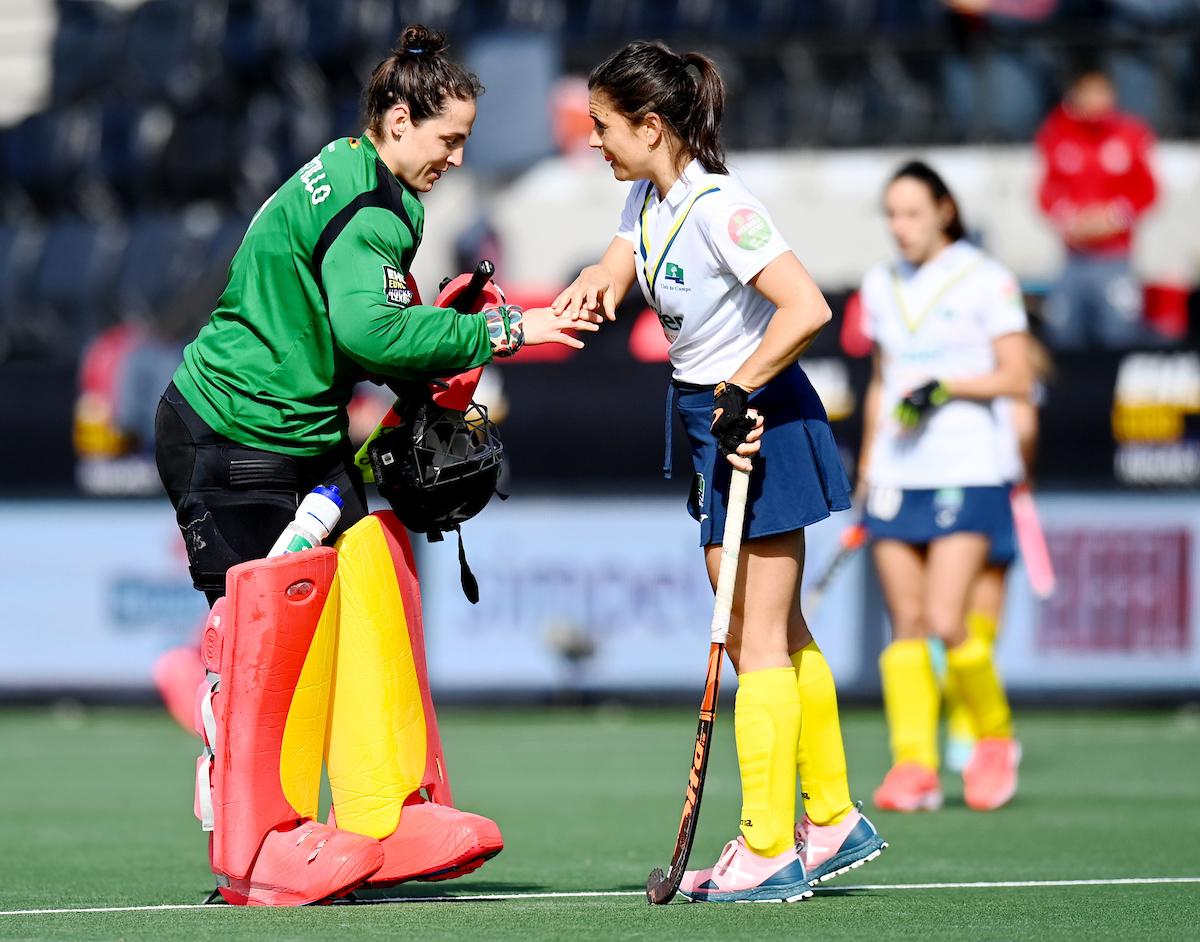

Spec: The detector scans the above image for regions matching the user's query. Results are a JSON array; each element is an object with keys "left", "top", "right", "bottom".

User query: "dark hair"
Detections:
[
  {"left": 889, "top": 160, "right": 966, "bottom": 243},
  {"left": 363, "top": 25, "right": 483, "bottom": 135},
  {"left": 588, "top": 41, "right": 727, "bottom": 175}
]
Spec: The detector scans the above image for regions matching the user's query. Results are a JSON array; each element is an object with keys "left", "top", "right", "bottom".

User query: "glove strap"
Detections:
[{"left": 485, "top": 305, "right": 525, "bottom": 358}]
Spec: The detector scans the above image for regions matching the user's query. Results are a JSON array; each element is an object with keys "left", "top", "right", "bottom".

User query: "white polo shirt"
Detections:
[
  {"left": 860, "top": 240, "right": 1028, "bottom": 489},
  {"left": 614, "top": 160, "right": 790, "bottom": 385}
]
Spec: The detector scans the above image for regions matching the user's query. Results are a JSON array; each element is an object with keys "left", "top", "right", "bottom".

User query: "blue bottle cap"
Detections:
[{"left": 313, "top": 484, "right": 344, "bottom": 509}]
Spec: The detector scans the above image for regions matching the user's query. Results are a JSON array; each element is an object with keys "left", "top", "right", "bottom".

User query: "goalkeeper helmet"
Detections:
[{"left": 366, "top": 400, "right": 504, "bottom": 539}]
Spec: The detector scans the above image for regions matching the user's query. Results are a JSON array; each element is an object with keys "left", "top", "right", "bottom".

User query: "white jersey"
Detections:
[
  {"left": 991, "top": 396, "right": 1025, "bottom": 484},
  {"left": 860, "top": 240, "right": 1028, "bottom": 489},
  {"left": 614, "top": 159, "right": 790, "bottom": 384}
]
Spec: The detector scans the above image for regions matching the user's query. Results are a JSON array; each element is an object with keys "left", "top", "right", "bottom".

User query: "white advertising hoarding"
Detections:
[
  {"left": 415, "top": 498, "right": 864, "bottom": 693},
  {"left": 0, "top": 494, "right": 1195, "bottom": 696}
]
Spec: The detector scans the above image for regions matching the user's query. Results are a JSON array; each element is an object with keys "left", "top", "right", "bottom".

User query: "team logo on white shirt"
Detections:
[{"left": 664, "top": 262, "right": 685, "bottom": 285}]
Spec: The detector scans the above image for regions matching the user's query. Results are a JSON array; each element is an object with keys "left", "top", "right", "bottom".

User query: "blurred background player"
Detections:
[
  {"left": 555, "top": 40, "right": 885, "bottom": 903},
  {"left": 1035, "top": 64, "right": 1159, "bottom": 350},
  {"left": 858, "top": 161, "right": 1029, "bottom": 814},
  {"left": 942, "top": 336, "right": 1051, "bottom": 773},
  {"left": 153, "top": 25, "right": 593, "bottom": 905}
]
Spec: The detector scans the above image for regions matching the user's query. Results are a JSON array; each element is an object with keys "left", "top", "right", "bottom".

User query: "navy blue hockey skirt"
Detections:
[
  {"left": 668, "top": 363, "right": 852, "bottom": 547},
  {"left": 864, "top": 484, "right": 1014, "bottom": 564}
]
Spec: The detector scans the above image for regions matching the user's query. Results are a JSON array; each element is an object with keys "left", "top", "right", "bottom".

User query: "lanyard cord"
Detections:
[
  {"left": 638, "top": 181, "right": 721, "bottom": 307},
  {"left": 889, "top": 258, "right": 983, "bottom": 333}
]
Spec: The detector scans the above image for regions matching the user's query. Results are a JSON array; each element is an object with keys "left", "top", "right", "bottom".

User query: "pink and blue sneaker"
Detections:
[
  {"left": 796, "top": 803, "right": 888, "bottom": 884},
  {"left": 678, "top": 836, "right": 813, "bottom": 903}
]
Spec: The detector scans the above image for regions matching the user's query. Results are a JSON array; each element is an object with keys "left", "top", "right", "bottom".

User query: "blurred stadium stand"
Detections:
[
  {"left": 0, "top": 1, "right": 1196, "bottom": 702},
  {"left": 0, "top": 0, "right": 1196, "bottom": 496}
]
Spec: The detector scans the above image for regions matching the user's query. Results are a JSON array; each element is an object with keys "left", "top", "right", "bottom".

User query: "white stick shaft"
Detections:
[{"left": 710, "top": 467, "right": 751, "bottom": 644}]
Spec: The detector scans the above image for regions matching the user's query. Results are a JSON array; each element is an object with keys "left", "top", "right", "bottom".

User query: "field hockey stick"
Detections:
[
  {"left": 802, "top": 516, "right": 867, "bottom": 615},
  {"left": 646, "top": 463, "right": 751, "bottom": 905},
  {"left": 1010, "top": 482, "right": 1056, "bottom": 599}
]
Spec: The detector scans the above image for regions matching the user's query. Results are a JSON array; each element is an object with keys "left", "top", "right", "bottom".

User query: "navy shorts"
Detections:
[
  {"left": 673, "top": 364, "right": 852, "bottom": 547},
  {"left": 864, "top": 484, "right": 1014, "bottom": 561}
]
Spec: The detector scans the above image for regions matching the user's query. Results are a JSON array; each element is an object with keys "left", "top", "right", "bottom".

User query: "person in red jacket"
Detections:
[{"left": 1035, "top": 67, "right": 1159, "bottom": 349}]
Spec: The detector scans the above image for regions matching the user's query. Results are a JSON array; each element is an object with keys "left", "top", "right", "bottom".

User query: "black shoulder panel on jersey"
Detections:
[{"left": 312, "top": 159, "right": 419, "bottom": 303}]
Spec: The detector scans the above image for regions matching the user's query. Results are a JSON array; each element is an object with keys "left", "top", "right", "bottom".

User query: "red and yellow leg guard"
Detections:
[
  {"left": 194, "top": 549, "right": 382, "bottom": 906},
  {"left": 327, "top": 512, "right": 503, "bottom": 887}
]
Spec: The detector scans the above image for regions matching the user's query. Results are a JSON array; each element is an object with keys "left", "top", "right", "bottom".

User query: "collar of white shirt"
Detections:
[
  {"left": 897, "top": 238, "right": 976, "bottom": 281},
  {"left": 660, "top": 158, "right": 706, "bottom": 209}
]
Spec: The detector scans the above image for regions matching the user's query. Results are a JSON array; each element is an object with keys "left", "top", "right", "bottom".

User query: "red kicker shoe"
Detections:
[
  {"left": 362, "top": 800, "right": 504, "bottom": 887},
  {"left": 215, "top": 822, "right": 383, "bottom": 907}
]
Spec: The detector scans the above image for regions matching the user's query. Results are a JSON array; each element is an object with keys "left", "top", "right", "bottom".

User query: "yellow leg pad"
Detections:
[
  {"left": 879, "top": 639, "right": 940, "bottom": 771},
  {"left": 735, "top": 668, "right": 802, "bottom": 858},
  {"left": 326, "top": 516, "right": 428, "bottom": 838},
  {"left": 279, "top": 574, "right": 340, "bottom": 818},
  {"left": 946, "top": 612, "right": 999, "bottom": 740},
  {"left": 791, "top": 642, "right": 854, "bottom": 827},
  {"left": 946, "top": 634, "right": 1013, "bottom": 741}
]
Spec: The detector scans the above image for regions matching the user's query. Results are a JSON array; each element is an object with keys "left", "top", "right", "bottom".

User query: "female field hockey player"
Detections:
[
  {"left": 554, "top": 40, "right": 886, "bottom": 903},
  {"left": 857, "top": 161, "right": 1030, "bottom": 813},
  {"left": 152, "top": 26, "right": 596, "bottom": 905},
  {"left": 155, "top": 25, "right": 590, "bottom": 603}
]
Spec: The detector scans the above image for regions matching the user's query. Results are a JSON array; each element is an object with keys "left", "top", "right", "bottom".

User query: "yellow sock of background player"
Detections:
[
  {"left": 946, "top": 611, "right": 999, "bottom": 742},
  {"left": 879, "top": 639, "right": 940, "bottom": 770},
  {"left": 735, "top": 668, "right": 802, "bottom": 857},
  {"left": 792, "top": 642, "right": 854, "bottom": 826},
  {"left": 946, "top": 631, "right": 1013, "bottom": 740}
]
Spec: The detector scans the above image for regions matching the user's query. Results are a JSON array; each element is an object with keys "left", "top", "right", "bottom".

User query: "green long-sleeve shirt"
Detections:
[{"left": 173, "top": 135, "right": 492, "bottom": 456}]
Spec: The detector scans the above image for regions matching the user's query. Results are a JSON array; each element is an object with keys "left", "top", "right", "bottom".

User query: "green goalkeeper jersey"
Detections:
[{"left": 172, "top": 135, "right": 492, "bottom": 457}]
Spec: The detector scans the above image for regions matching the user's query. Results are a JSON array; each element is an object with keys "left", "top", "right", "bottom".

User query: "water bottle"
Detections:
[{"left": 267, "top": 484, "right": 344, "bottom": 558}]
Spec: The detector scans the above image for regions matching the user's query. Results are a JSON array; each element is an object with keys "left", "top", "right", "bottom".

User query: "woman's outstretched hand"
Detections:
[
  {"left": 552, "top": 265, "right": 619, "bottom": 323},
  {"left": 519, "top": 306, "right": 601, "bottom": 350}
]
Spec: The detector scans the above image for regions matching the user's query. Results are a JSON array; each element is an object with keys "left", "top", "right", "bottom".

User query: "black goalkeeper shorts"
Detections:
[{"left": 154, "top": 382, "right": 368, "bottom": 602}]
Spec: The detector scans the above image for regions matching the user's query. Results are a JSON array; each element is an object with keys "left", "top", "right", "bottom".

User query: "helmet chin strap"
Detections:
[
  {"left": 366, "top": 397, "right": 502, "bottom": 603},
  {"left": 454, "top": 525, "right": 480, "bottom": 605}
]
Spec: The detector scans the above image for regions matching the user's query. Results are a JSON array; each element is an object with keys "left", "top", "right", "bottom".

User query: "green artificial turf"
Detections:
[{"left": 1, "top": 704, "right": 1198, "bottom": 940}]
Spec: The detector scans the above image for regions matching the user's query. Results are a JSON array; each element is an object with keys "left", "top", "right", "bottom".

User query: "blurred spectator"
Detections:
[
  {"left": 940, "top": 0, "right": 1058, "bottom": 141},
  {"left": 1035, "top": 66, "right": 1159, "bottom": 349}
]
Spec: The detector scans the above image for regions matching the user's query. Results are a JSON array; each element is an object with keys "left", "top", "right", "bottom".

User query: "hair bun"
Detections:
[{"left": 398, "top": 24, "right": 446, "bottom": 57}]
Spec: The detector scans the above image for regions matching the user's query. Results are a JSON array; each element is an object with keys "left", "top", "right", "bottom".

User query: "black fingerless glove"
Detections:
[
  {"left": 895, "top": 380, "right": 949, "bottom": 428},
  {"left": 711, "top": 381, "right": 756, "bottom": 457}
]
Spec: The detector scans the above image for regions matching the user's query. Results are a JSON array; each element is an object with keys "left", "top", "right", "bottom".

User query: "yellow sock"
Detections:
[
  {"left": 946, "top": 634, "right": 1013, "bottom": 741},
  {"left": 735, "top": 667, "right": 802, "bottom": 857},
  {"left": 945, "top": 612, "right": 999, "bottom": 741},
  {"left": 879, "top": 639, "right": 940, "bottom": 771},
  {"left": 792, "top": 642, "right": 853, "bottom": 827},
  {"left": 965, "top": 610, "right": 999, "bottom": 646}
]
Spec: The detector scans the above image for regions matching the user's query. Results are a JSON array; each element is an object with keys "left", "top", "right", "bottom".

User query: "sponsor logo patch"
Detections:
[
  {"left": 664, "top": 262, "right": 685, "bottom": 285},
  {"left": 727, "top": 208, "right": 772, "bottom": 250},
  {"left": 383, "top": 266, "right": 412, "bottom": 307}
]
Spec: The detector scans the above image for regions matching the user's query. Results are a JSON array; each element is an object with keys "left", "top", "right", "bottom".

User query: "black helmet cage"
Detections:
[
  {"left": 369, "top": 400, "right": 504, "bottom": 539},
  {"left": 411, "top": 401, "right": 504, "bottom": 487}
]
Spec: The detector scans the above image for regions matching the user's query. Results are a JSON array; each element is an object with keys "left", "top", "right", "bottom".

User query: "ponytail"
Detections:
[
  {"left": 681, "top": 52, "right": 726, "bottom": 175},
  {"left": 589, "top": 41, "right": 728, "bottom": 175},
  {"left": 363, "top": 25, "right": 483, "bottom": 135}
]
